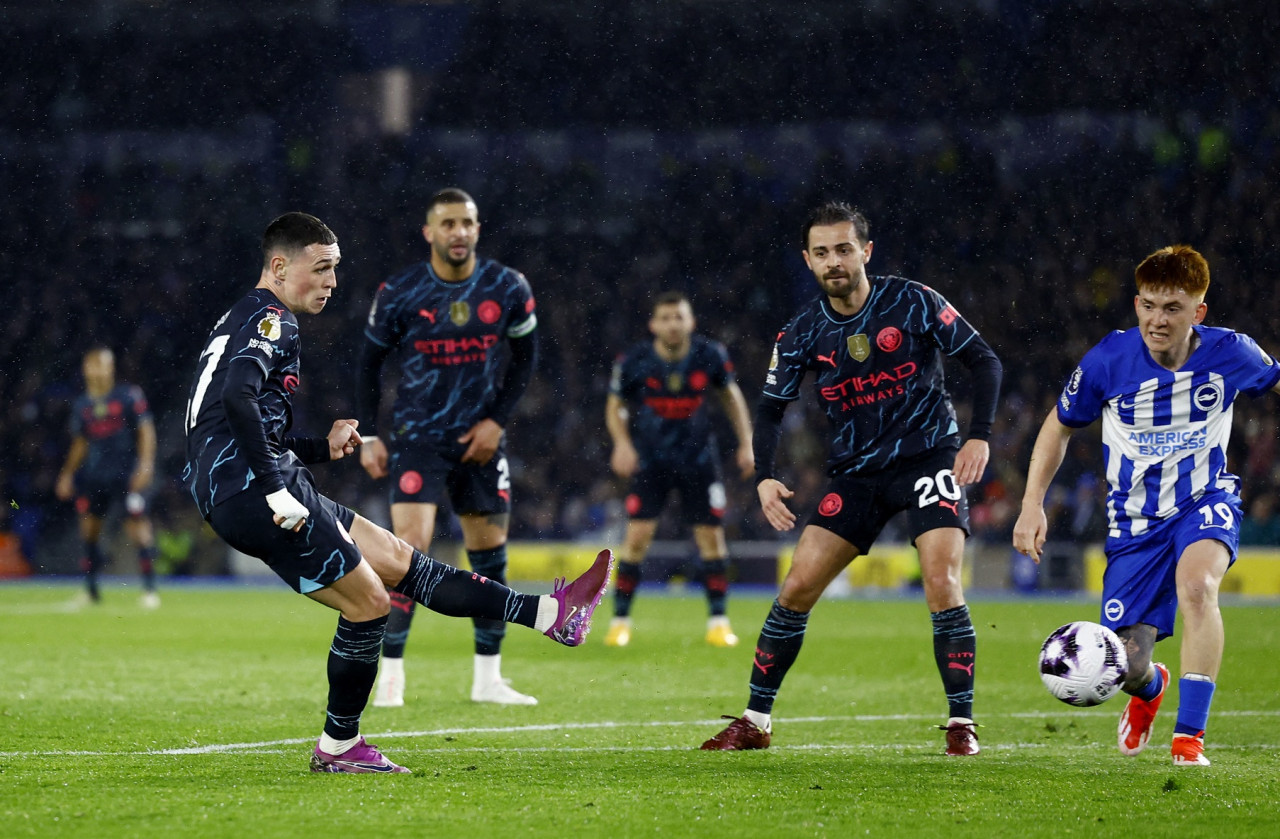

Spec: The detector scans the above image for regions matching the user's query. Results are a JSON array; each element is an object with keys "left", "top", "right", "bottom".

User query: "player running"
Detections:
[
  {"left": 1013, "top": 244, "right": 1280, "bottom": 766},
  {"left": 701, "top": 202, "right": 1002, "bottom": 755},
  {"left": 183, "top": 212, "right": 611, "bottom": 773},
  {"left": 604, "top": 291, "right": 754, "bottom": 648},
  {"left": 56, "top": 347, "right": 160, "bottom": 608},
  {"left": 357, "top": 188, "right": 540, "bottom": 707}
]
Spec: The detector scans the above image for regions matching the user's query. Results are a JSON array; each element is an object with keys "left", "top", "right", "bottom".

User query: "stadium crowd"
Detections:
[{"left": 3, "top": 0, "right": 1280, "bottom": 577}]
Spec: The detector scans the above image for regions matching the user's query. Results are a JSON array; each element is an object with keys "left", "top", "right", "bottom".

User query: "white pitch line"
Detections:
[{"left": 5, "top": 710, "right": 1278, "bottom": 758}]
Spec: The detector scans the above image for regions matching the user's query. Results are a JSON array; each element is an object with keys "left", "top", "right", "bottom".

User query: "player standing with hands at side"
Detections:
[
  {"left": 1013, "top": 245, "right": 1280, "bottom": 766},
  {"left": 183, "top": 212, "right": 611, "bottom": 774},
  {"left": 357, "top": 188, "right": 540, "bottom": 707},
  {"left": 702, "top": 202, "right": 1002, "bottom": 755},
  {"left": 604, "top": 292, "right": 755, "bottom": 648},
  {"left": 56, "top": 347, "right": 160, "bottom": 608}
]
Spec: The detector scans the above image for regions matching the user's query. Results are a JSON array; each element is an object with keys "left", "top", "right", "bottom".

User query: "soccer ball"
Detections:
[{"left": 1038, "top": 621, "right": 1129, "bottom": 707}]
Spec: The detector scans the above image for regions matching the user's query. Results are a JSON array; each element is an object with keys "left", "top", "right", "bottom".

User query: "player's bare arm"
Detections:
[
  {"left": 605, "top": 393, "right": 638, "bottom": 478},
  {"left": 458, "top": 417, "right": 502, "bottom": 464},
  {"left": 757, "top": 478, "right": 797, "bottom": 532},
  {"left": 719, "top": 382, "right": 756, "bottom": 479},
  {"left": 326, "top": 419, "right": 362, "bottom": 461},
  {"left": 951, "top": 438, "right": 989, "bottom": 488},
  {"left": 56, "top": 436, "right": 88, "bottom": 500},
  {"left": 359, "top": 436, "right": 389, "bottom": 479},
  {"left": 1012, "top": 412, "right": 1075, "bottom": 563},
  {"left": 129, "top": 419, "right": 157, "bottom": 493}
]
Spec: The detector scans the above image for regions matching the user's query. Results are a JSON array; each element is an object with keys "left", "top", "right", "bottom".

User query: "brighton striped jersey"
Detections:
[
  {"left": 183, "top": 288, "right": 302, "bottom": 516},
  {"left": 763, "top": 275, "right": 985, "bottom": 474},
  {"left": 70, "top": 383, "right": 151, "bottom": 481},
  {"left": 1056, "top": 325, "right": 1280, "bottom": 538},
  {"left": 610, "top": 336, "right": 735, "bottom": 467},
  {"left": 365, "top": 257, "right": 536, "bottom": 443}
]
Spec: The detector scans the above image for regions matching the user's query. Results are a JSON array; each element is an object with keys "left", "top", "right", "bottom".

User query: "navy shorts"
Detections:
[
  {"left": 1101, "top": 489, "right": 1241, "bottom": 640},
  {"left": 807, "top": 447, "right": 970, "bottom": 553},
  {"left": 208, "top": 464, "right": 362, "bottom": 595},
  {"left": 388, "top": 437, "right": 511, "bottom": 514},
  {"left": 625, "top": 458, "right": 725, "bottom": 526},
  {"left": 75, "top": 474, "right": 149, "bottom": 518}
]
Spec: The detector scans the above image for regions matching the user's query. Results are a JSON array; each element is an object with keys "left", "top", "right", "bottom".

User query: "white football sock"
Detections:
[
  {"left": 474, "top": 653, "right": 502, "bottom": 685},
  {"left": 318, "top": 733, "right": 361, "bottom": 755},
  {"left": 380, "top": 656, "right": 404, "bottom": 681},
  {"left": 743, "top": 709, "right": 771, "bottom": 733},
  {"left": 534, "top": 595, "right": 559, "bottom": 632}
]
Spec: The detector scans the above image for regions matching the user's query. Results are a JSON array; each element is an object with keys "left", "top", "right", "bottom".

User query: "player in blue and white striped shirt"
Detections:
[{"left": 1015, "top": 245, "right": 1280, "bottom": 767}]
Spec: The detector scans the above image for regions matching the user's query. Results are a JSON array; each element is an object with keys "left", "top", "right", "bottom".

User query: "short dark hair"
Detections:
[
  {"left": 652, "top": 290, "right": 690, "bottom": 313},
  {"left": 426, "top": 187, "right": 477, "bottom": 222},
  {"left": 262, "top": 212, "right": 337, "bottom": 267},
  {"left": 802, "top": 202, "right": 870, "bottom": 250}
]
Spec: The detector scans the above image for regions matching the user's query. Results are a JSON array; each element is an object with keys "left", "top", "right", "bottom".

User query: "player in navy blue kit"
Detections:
[
  {"left": 56, "top": 347, "right": 160, "bottom": 608},
  {"left": 184, "top": 212, "right": 612, "bottom": 773},
  {"left": 1014, "top": 245, "right": 1280, "bottom": 767},
  {"left": 702, "top": 202, "right": 1002, "bottom": 755},
  {"left": 357, "top": 188, "right": 541, "bottom": 707},
  {"left": 604, "top": 292, "right": 754, "bottom": 648}
]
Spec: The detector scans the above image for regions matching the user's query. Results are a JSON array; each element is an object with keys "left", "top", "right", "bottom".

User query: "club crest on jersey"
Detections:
[
  {"left": 847, "top": 334, "right": 871, "bottom": 362},
  {"left": 257, "top": 311, "right": 282, "bottom": 341},
  {"left": 450, "top": 301, "right": 471, "bottom": 326}
]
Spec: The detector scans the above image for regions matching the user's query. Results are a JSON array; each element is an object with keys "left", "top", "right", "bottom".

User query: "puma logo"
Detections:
[
  {"left": 938, "top": 499, "right": 959, "bottom": 515},
  {"left": 816, "top": 351, "right": 838, "bottom": 368},
  {"left": 753, "top": 648, "right": 776, "bottom": 675},
  {"left": 418, "top": 308, "right": 436, "bottom": 323},
  {"left": 948, "top": 662, "right": 975, "bottom": 676}
]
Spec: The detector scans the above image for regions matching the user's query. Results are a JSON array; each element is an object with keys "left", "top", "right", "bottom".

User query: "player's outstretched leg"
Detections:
[
  {"left": 1118, "top": 662, "right": 1169, "bottom": 756},
  {"left": 390, "top": 547, "right": 613, "bottom": 648}
]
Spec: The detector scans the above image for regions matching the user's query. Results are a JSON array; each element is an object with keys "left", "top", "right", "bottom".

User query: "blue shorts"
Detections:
[
  {"left": 626, "top": 456, "right": 725, "bottom": 525},
  {"left": 388, "top": 437, "right": 511, "bottom": 514},
  {"left": 208, "top": 463, "right": 362, "bottom": 595},
  {"left": 1101, "top": 489, "right": 1241, "bottom": 640}
]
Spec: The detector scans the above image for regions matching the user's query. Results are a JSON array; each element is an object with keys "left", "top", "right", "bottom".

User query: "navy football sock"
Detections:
[
  {"left": 324, "top": 615, "right": 387, "bottom": 740},
  {"left": 381, "top": 591, "right": 416, "bottom": 658},
  {"left": 702, "top": 558, "right": 729, "bottom": 617},
  {"left": 614, "top": 561, "right": 643, "bottom": 618},
  {"left": 932, "top": 604, "right": 976, "bottom": 720},
  {"left": 746, "top": 600, "right": 810, "bottom": 715},
  {"left": 468, "top": 546, "right": 508, "bottom": 656},
  {"left": 393, "top": 550, "right": 539, "bottom": 628}
]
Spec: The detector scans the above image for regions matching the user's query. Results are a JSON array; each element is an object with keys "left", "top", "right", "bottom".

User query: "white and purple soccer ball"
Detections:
[{"left": 1038, "top": 621, "right": 1129, "bottom": 707}]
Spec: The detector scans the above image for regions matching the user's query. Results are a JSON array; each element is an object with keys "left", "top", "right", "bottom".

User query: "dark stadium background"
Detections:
[{"left": 2, "top": 0, "right": 1278, "bottom": 583}]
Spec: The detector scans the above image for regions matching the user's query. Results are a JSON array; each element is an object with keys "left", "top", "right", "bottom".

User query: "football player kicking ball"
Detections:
[
  {"left": 702, "top": 202, "right": 1002, "bottom": 755},
  {"left": 1014, "top": 245, "right": 1280, "bottom": 766},
  {"left": 183, "top": 213, "right": 612, "bottom": 773}
]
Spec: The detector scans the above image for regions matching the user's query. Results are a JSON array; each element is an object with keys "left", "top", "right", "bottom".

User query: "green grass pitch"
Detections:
[{"left": 2, "top": 582, "right": 1278, "bottom": 838}]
